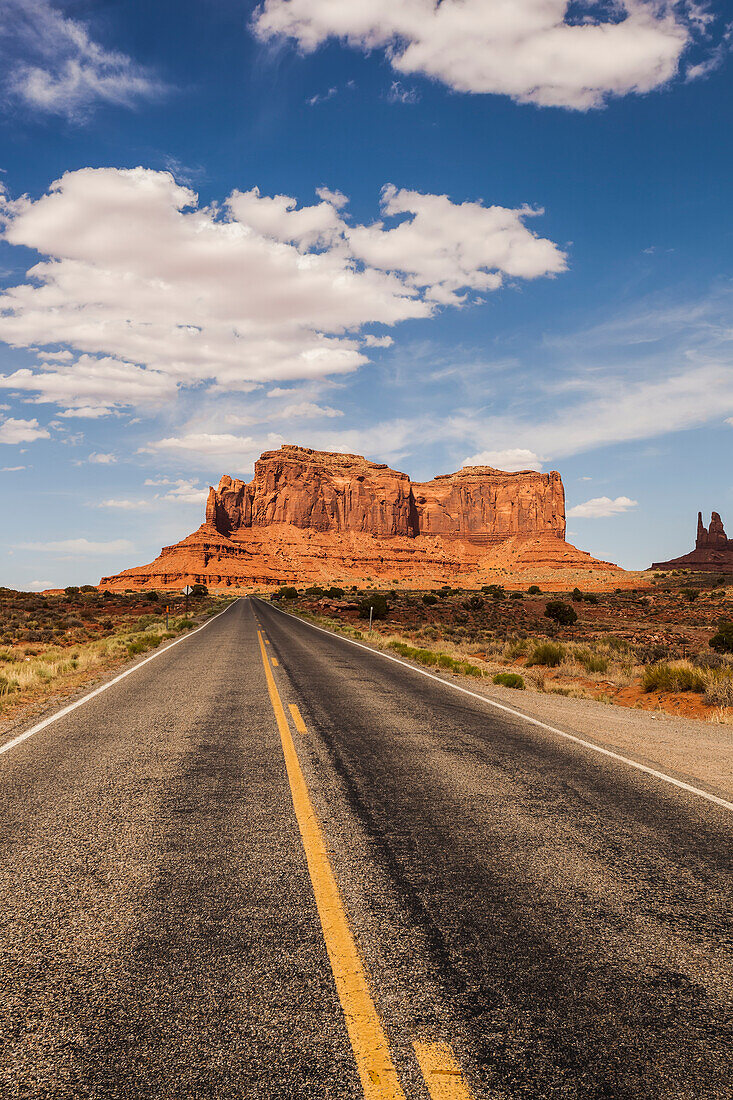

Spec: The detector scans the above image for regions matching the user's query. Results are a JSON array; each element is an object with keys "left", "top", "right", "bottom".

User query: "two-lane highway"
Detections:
[{"left": 0, "top": 596, "right": 731, "bottom": 1098}]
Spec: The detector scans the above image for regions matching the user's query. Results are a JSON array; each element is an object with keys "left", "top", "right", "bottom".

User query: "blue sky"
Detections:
[{"left": 0, "top": 0, "right": 731, "bottom": 587}]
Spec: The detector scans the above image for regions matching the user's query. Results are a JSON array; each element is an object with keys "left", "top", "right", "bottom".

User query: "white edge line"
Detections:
[
  {"left": 260, "top": 599, "right": 733, "bottom": 815},
  {"left": 0, "top": 599, "right": 239, "bottom": 759}
]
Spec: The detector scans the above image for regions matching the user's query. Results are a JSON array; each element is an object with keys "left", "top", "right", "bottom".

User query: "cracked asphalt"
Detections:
[{"left": 0, "top": 597, "right": 730, "bottom": 1098}]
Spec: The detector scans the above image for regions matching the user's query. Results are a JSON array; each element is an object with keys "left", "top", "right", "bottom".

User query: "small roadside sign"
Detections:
[{"left": 182, "top": 585, "right": 193, "bottom": 595}]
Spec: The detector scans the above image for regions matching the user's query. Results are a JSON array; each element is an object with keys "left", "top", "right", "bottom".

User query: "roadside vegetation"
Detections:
[
  {"left": 0, "top": 586, "right": 233, "bottom": 720},
  {"left": 273, "top": 575, "right": 733, "bottom": 724}
]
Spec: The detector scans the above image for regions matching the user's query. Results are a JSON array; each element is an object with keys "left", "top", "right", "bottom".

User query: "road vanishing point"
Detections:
[{"left": 0, "top": 597, "right": 730, "bottom": 1099}]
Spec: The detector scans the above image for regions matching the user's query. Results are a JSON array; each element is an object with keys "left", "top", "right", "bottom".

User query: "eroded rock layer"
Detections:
[
  {"left": 651, "top": 511, "right": 733, "bottom": 572},
  {"left": 100, "top": 444, "right": 622, "bottom": 591}
]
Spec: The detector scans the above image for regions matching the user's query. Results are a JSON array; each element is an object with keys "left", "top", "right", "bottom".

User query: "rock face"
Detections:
[
  {"left": 652, "top": 511, "right": 733, "bottom": 572},
  {"left": 100, "top": 444, "right": 622, "bottom": 591}
]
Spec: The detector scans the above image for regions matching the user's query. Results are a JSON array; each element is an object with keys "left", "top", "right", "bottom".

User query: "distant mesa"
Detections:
[
  {"left": 651, "top": 511, "right": 733, "bottom": 573},
  {"left": 99, "top": 444, "right": 629, "bottom": 591}
]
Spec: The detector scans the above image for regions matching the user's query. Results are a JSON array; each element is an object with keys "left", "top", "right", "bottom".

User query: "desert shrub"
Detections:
[
  {"left": 527, "top": 642, "right": 566, "bottom": 667},
  {"left": 709, "top": 622, "right": 733, "bottom": 654},
  {"left": 327, "top": 587, "right": 345, "bottom": 598},
  {"left": 683, "top": 588, "right": 699, "bottom": 602},
  {"left": 572, "top": 588, "right": 583, "bottom": 601},
  {"left": 388, "top": 640, "right": 483, "bottom": 677},
  {"left": 504, "top": 638, "right": 529, "bottom": 659},
  {"left": 305, "top": 585, "right": 325, "bottom": 596},
  {"left": 64, "top": 586, "right": 79, "bottom": 596},
  {"left": 545, "top": 600, "right": 577, "bottom": 626},
  {"left": 574, "top": 648, "right": 609, "bottom": 674},
  {"left": 641, "top": 663, "right": 706, "bottom": 694},
  {"left": 422, "top": 594, "right": 438, "bottom": 606},
  {"left": 583, "top": 592, "right": 600, "bottom": 605},
  {"left": 0, "top": 649, "right": 18, "bottom": 663},
  {"left": 704, "top": 669, "right": 733, "bottom": 707},
  {"left": 0, "top": 675, "right": 17, "bottom": 696},
  {"left": 79, "top": 585, "right": 97, "bottom": 593},
  {"left": 634, "top": 641, "right": 669, "bottom": 664},
  {"left": 191, "top": 584, "right": 208, "bottom": 597},
  {"left": 463, "top": 595, "right": 484, "bottom": 611},
  {"left": 485, "top": 585, "right": 505, "bottom": 601},
  {"left": 510, "top": 591, "right": 523, "bottom": 600},
  {"left": 528, "top": 585, "right": 541, "bottom": 595},
  {"left": 493, "top": 672, "right": 525, "bottom": 689},
  {"left": 278, "top": 586, "right": 299, "bottom": 600},
  {"left": 358, "top": 594, "right": 388, "bottom": 620},
  {"left": 177, "top": 618, "right": 195, "bottom": 630}
]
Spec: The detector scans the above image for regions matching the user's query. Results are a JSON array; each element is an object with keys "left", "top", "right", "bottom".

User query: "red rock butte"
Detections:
[
  {"left": 100, "top": 444, "right": 628, "bottom": 591},
  {"left": 651, "top": 511, "right": 733, "bottom": 573}
]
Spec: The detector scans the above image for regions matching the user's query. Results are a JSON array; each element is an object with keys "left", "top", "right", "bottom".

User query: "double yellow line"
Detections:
[{"left": 256, "top": 626, "right": 475, "bottom": 1099}]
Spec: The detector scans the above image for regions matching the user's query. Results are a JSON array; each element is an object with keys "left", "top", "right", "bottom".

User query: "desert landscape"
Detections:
[{"left": 2, "top": 446, "right": 730, "bottom": 733}]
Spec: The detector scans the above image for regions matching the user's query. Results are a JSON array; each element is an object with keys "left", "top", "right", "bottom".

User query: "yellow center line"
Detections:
[
  {"left": 289, "top": 703, "right": 307, "bottom": 735},
  {"left": 271, "top": 656, "right": 279, "bottom": 667},
  {"left": 256, "top": 629, "right": 406, "bottom": 1099},
  {"left": 413, "top": 1042, "right": 476, "bottom": 1100}
]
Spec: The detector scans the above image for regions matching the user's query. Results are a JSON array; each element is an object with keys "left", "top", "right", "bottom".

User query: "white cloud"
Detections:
[
  {"left": 0, "top": 168, "right": 565, "bottom": 412},
  {"left": 0, "top": 354, "right": 176, "bottom": 414},
  {"left": 280, "top": 401, "right": 343, "bottom": 419},
  {"left": 458, "top": 363, "right": 733, "bottom": 461},
  {"left": 159, "top": 479, "right": 209, "bottom": 504},
  {"left": 0, "top": 416, "right": 49, "bottom": 443},
  {"left": 87, "top": 452, "right": 116, "bottom": 464},
  {"left": 567, "top": 496, "right": 638, "bottom": 518},
  {"left": 2, "top": 0, "right": 164, "bottom": 119},
  {"left": 1, "top": 464, "right": 26, "bottom": 471},
  {"left": 36, "top": 349, "right": 72, "bottom": 360},
  {"left": 28, "top": 580, "right": 52, "bottom": 590},
  {"left": 316, "top": 185, "right": 348, "bottom": 209},
  {"left": 57, "top": 406, "right": 115, "bottom": 419},
  {"left": 17, "top": 538, "right": 134, "bottom": 553},
  {"left": 363, "top": 334, "right": 394, "bottom": 348},
  {"left": 253, "top": 0, "right": 713, "bottom": 109},
  {"left": 462, "top": 447, "right": 543, "bottom": 472},
  {"left": 98, "top": 498, "right": 150, "bottom": 510}
]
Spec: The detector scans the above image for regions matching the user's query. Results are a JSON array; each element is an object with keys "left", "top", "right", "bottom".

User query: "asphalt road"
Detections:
[{"left": 0, "top": 597, "right": 730, "bottom": 1099}]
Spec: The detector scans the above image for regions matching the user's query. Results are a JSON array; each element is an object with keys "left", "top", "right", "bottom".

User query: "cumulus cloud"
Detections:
[
  {"left": 1, "top": 464, "right": 27, "bottom": 471},
  {"left": 252, "top": 0, "right": 716, "bottom": 109},
  {"left": 1, "top": 0, "right": 164, "bottom": 119},
  {"left": 17, "top": 537, "right": 134, "bottom": 553},
  {"left": 462, "top": 447, "right": 543, "bottom": 472},
  {"left": 0, "top": 168, "right": 565, "bottom": 414},
  {"left": 0, "top": 354, "right": 175, "bottom": 415},
  {"left": 87, "top": 452, "right": 116, "bottom": 464},
  {"left": 363, "top": 334, "right": 394, "bottom": 348},
  {"left": 567, "top": 495, "right": 638, "bottom": 518},
  {"left": 0, "top": 415, "right": 49, "bottom": 443}
]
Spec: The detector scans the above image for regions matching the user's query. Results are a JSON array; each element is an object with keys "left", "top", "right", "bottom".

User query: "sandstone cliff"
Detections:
[
  {"left": 100, "top": 444, "right": 622, "bottom": 591},
  {"left": 651, "top": 511, "right": 733, "bottom": 572}
]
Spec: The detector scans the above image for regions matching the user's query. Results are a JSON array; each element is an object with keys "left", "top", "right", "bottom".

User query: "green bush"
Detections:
[
  {"left": 572, "top": 587, "right": 583, "bottom": 601},
  {"left": 704, "top": 669, "right": 733, "bottom": 707},
  {"left": 683, "top": 588, "right": 699, "bottom": 602},
  {"left": 510, "top": 591, "right": 523, "bottom": 600},
  {"left": 191, "top": 584, "right": 208, "bottom": 597},
  {"left": 493, "top": 672, "right": 525, "bottom": 690},
  {"left": 527, "top": 642, "right": 566, "bottom": 667},
  {"left": 583, "top": 592, "right": 600, "bottom": 605},
  {"left": 545, "top": 600, "right": 578, "bottom": 626},
  {"left": 422, "top": 594, "right": 438, "bottom": 606},
  {"left": 709, "top": 622, "right": 733, "bottom": 654},
  {"left": 358, "top": 594, "right": 388, "bottom": 620},
  {"left": 528, "top": 585, "right": 541, "bottom": 595},
  {"left": 327, "top": 587, "right": 345, "bottom": 598},
  {"left": 462, "top": 595, "right": 484, "bottom": 611},
  {"left": 278, "top": 586, "right": 299, "bottom": 600},
  {"left": 388, "top": 640, "right": 483, "bottom": 677},
  {"left": 485, "top": 585, "right": 505, "bottom": 601},
  {"left": 641, "top": 663, "right": 705, "bottom": 694}
]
